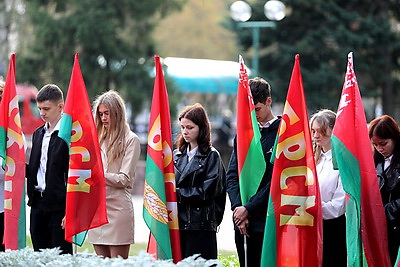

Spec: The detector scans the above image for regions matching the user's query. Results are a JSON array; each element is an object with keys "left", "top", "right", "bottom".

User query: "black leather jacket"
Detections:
[
  {"left": 174, "top": 146, "right": 226, "bottom": 231},
  {"left": 377, "top": 160, "right": 400, "bottom": 227},
  {"left": 377, "top": 159, "right": 400, "bottom": 264}
]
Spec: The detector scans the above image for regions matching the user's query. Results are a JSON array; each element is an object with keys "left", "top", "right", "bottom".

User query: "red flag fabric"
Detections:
[
  {"left": 236, "top": 55, "right": 266, "bottom": 204},
  {"left": 0, "top": 53, "right": 26, "bottom": 250},
  {"left": 262, "top": 54, "right": 322, "bottom": 266},
  {"left": 143, "top": 55, "right": 181, "bottom": 263},
  {"left": 331, "top": 52, "right": 391, "bottom": 266},
  {"left": 58, "top": 53, "right": 108, "bottom": 245}
]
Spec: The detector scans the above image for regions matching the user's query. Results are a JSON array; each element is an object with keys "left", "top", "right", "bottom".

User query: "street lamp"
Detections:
[{"left": 230, "top": 0, "right": 286, "bottom": 77}]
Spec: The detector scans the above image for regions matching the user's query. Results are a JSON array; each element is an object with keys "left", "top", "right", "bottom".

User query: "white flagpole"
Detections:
[{"left": 244, "top": 235, "right": 248, "bottom": 267}]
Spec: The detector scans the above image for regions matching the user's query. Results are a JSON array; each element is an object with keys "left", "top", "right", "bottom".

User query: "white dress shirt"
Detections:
[
  {"left": 316, "top": 149, "right": 346, "bottom": 220},
  {"left": 384, "top": 155, "right": 393, "bottom": 171},
  {"left": 259, "top": 116, "right": 278, "bottom": 129},
  {"left": 187, "top": 146, "right": 198, "bottom": 162},
  {"left": 35, "top": 121, "right": 61, "bottom": 192}
]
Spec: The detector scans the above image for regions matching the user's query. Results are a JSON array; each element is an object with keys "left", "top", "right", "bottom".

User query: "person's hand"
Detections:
[
  {"left": 237, "top": 218, "right": 249, "bottom": 237},
  {"left": 233, "top": 206, "right": 249, "bottom": 226},
  {"left": 61, "top": 216, "right": 66, "bottom": 229}
]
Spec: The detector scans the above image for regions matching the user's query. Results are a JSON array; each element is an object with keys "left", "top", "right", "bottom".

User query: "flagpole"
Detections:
[{"left": 244, "top": 236, "right": 248, "bottom": 267}]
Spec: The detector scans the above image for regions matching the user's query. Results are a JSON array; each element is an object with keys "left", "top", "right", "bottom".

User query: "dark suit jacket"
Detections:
[
  {"left": 26, "top": 125, "right": 69, "bottom": 212},
  {"left": 226, "top": 117, "right": 281, "bottom": 232}
]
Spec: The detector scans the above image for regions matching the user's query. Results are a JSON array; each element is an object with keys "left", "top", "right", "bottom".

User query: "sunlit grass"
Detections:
[{"left": 26, "top": 236, "right": 238, "bottom": 260}]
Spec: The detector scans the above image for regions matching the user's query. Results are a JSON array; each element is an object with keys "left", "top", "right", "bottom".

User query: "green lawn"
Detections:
[{"left": 26, "top": 236, "right": 238, "bottom": 258}]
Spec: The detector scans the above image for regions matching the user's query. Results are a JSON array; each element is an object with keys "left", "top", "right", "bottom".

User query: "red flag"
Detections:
[
  {"left": 331, "top": 52, "right": 391, "bottom": 266},
  {"left": 262, "top": 54, "right": 322, "bottom": 266},
  {"left": 0, "top": 53, "right": 26, "bottom": 250},
  {"left": 236, "top": 55, "right": 266, "bottom": 204},
  {"left": 58, "top": 53, "right": 108, "bottom": 245},
  {"left": 143, "top": 55, "right": 181, "bottom": 262}
]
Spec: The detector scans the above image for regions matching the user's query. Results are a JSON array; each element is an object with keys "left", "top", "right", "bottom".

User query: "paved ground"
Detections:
[
  {"left": 26, "top": 195, "right": 237, "bottom": 252},
  {"left": 134, "top": 195, "right": 236, "bottom": 252}
]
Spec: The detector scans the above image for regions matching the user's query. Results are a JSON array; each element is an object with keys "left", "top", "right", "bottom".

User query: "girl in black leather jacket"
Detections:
[
  {"left": 369, "top": 115, "right": 400, "bottom": 265},
  {"left": 174, "top": 103, "right": 226, "bottom": 260}
]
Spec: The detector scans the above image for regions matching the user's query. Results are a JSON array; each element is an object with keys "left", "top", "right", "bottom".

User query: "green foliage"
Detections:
[
  {"left": 27, "top": 236, "right": 237, "bottom": 263},
  {"left": 16, "top": 0, "right": 185, "bottom": 117},
  {"left": 153, "top": 0, "right": 238, "bottom": 61},
  {"left": 218, "top": 254, "right": 240, "bottom": 267},
  {"left": 232, "top": 0, "right": 400, "bottom": 117}
]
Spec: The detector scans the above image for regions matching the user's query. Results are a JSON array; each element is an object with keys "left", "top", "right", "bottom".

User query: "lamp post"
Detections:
[{"left": 230, "top": 0, "right": 286, "bottom": 77}]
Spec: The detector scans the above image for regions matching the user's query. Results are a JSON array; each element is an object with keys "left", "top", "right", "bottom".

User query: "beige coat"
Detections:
[{"left": 88, "top": 129, "right": 141, "bottom": 245}]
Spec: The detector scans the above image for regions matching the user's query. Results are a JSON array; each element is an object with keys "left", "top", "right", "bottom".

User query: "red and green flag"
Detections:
[
  {"left": 143, "top": 55, "right": 181, "bottom": 263},
  {"left": 236, "top": 55, "right": 265, "bottom": 204},
  {"left": 58, "top": 53, "right": 108, "bottom": 246},
  {"left": 331, "top": 52, "right": 391, "bottom": 266},
  {"left": 0, "top": 53, "right": 26, "bottom": 250},
  {"left": 262, "top": 54, "right": 322, "bottom": 266}
]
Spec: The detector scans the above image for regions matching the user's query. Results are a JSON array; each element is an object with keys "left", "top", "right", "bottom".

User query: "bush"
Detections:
[{"left": 0, "top": 248, "right": 223, "bottom": 266}]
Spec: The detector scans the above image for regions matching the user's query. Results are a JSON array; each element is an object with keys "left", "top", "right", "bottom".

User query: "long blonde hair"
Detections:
[
  {"left": 310, "top": 109, "right": 336, "bottom": 164},
  {"left": 93, "top": 90, "right": 129, "bottom": 163}
]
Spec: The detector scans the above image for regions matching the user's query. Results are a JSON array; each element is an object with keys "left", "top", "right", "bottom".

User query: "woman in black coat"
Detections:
[
  {"left": 174, "top": 103, "right": 226, "bottom": 260},
  {"left": 369, "top": 115, "right": 400, "bottom": 265}
]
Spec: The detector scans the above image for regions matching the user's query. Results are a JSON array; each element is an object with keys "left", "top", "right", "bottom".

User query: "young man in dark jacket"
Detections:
[
  {"left": 26, "top": 84, "right": 72, "bottom": 254},
  {"left": 226, "top": 77, "right": 281, "bottom": 267}
]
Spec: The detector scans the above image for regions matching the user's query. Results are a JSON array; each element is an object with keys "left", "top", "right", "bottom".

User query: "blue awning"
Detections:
[{"left": 164, "top": 57, "right": 251, "bottom": 95}]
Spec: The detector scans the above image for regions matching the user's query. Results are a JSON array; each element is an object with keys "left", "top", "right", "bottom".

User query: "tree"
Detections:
[
  {"left": 153, "top": 0, "right": 238, "bottom": 61},
  {"left": 230, "top": 0, "right": 400, "bottom": 120},
  {"left": 0, "top": 0, "right": 27, "bottom": 78},
  {"left": 15, "top": 0, "right": 185, "bottom": 116}
]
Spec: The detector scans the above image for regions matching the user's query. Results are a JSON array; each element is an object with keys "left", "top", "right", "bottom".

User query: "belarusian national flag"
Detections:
[
  {"left": 331, "top": 52, "right": 391, "bottom": 266},
  {"left": 0, "top": 53, "right": 26, "bottom": 250},
  {"left": 143, "top": 55, "right": 181, "bottom": 263},
  {"left": 58, "top": 53, "right": 108, "bottom": 246},
  {"left": 236, "top": 55, "right": 266, "bottom": 204},
  {"left": 262, "top": 54, "right": 322, "bottom": 266}
]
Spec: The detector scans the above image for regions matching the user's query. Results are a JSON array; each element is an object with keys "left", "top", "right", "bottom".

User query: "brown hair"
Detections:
[
  {"left": 176, "top": 103, "right": 211, "bottom": 154},
  {"left": 368, "top": 115, "right": 400, "bottom": 164},
  {"left": 249, "top": 77, "right": 271, "bottom": 105},
  {"left": 37, "top": 84, "right": 64, "bottom": 103}
]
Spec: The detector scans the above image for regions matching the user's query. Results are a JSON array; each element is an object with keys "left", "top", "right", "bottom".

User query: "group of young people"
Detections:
[
  {"left": 25, "top": 85, "right": 141, "bottom": 259},
  {"left": 172, "top": 77, "right": 400, "bottom": 267},
  {"left": 0, "top": 77, "right": 398, "bottom": 266}
]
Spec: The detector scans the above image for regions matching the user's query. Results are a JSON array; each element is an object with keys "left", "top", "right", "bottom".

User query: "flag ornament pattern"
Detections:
[
  {"left": 236, "top": 55, "right": 266, "bottom": 204},
  {"left": 331, "top": 52, "right": 391, "bottom": 266},
  {"left": 143, "top": 182, "right": 169, "bottom": 225},
  {"left": 143, "top": 55, "right": 181, "bottom": 263},
  {"left": 59, "top": 53, "right": 108, "bottom": 246},
  {"left": 0, "top": 53, "right": 26, "bottom": 250},
  {"left": 262, "top": 54, "right": 322, "bottom": 266}
]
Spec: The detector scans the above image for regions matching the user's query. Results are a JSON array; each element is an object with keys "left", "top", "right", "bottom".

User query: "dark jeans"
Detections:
[
  {"left": 30, "top": 194, "right": 72, "bottom": 254},
  {"left": 323, "top": 214, "right": 347, "bottom": 267},
  {"left": 180, "top": 230, "right": 217, "bottom": 260},
  {"left": 235, "top": 230, "right": 264, "bottom": 267}
]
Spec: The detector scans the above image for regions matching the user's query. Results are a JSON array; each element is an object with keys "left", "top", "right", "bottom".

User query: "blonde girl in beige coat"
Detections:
[{"left": 88, "top": 90, "right": 141, "bottom": 259}]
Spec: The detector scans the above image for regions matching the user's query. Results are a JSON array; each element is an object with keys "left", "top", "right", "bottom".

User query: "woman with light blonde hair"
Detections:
[
  {"left": 88, "top": 90, "right": 141, "bottom": 259},
  {"left": 310, "top": 109, "right": 346, "bottom": 267}
]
